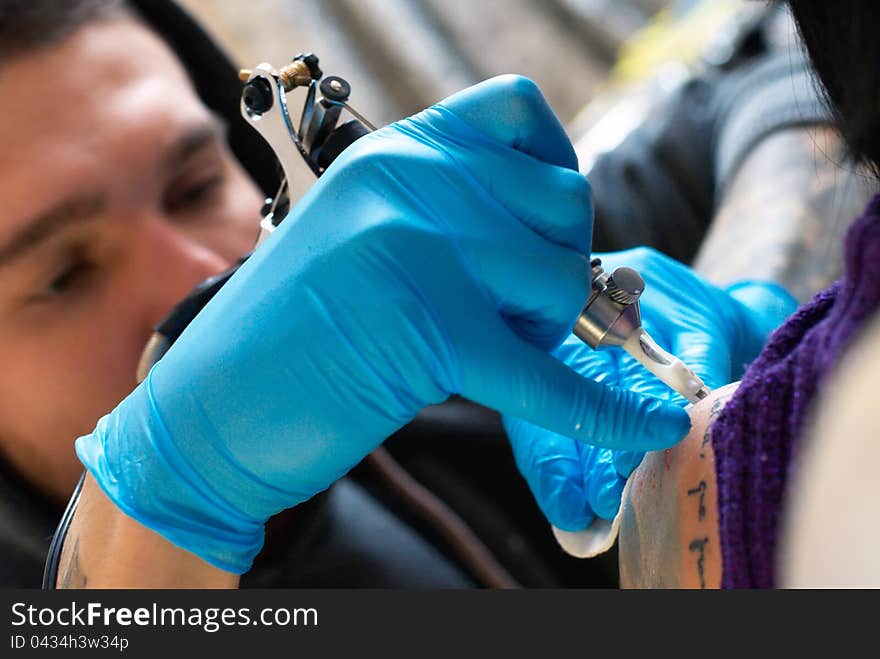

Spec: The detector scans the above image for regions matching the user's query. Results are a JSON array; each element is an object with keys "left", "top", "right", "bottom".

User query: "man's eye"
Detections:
[
  {"left": 34, "top": 261, "right": 93, "bottom": 300},
  {"left": 166, "top": 174, "right": 225, "bottom": 213}
]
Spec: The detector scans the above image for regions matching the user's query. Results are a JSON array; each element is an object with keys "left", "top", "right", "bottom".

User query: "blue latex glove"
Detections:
[
  {"left": 505, "top": 246, "right": 798, "bottom": 531},
  {"left": 75, "top": 77, "right": 691, "bottom": 574}
]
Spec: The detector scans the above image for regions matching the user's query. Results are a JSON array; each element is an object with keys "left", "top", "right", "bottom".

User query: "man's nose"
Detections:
[{"left": 132, "top": 218, "right": 233, "bottom": 330}]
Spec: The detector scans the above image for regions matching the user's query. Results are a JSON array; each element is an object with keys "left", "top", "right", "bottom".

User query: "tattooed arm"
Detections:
[
  {"left": 55, "top": 473, "right": 238, "bottom": 589},
  {"left": 694, "top": 125, "right": 877, "bottom": 301},
  {"left": 618, "top": 383, "right": 737, "bottom": 588}
]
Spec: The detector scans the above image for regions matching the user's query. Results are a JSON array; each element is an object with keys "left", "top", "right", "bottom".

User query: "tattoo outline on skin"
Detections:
[
  {"left": 701, "top": 398, "right": 724, "bottom": 457},
  {"left": 686, "top": 390, "right": 734, "bottom": 587},
  {"left": 687, "top": 480, "right": 708, "bottom": 521},
  {"left": 689, "top": 537, "right": 709, "bottom": 589}
]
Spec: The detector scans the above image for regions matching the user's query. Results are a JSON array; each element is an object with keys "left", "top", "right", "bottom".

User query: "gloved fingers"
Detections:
[
  {"left": 553, "top": 329, "right": 682, "bottom": 404},
  {"left": 504, "top": 416, "right": 597, "bottom": 531},
  {"left": 431, "top": 196, "right": 591, "bottom": 349},
  {"left": 445, "top": 142, "right": 593, "bottom": 253},
  {"left": 551, "top": 335, "right": 683, "bottom": 476},
  {"left": 670, "top": 328, "right": 733, "bottom": 391},
  {"left": 397, "top": 209, "right": 591, "bottom": 351},
  {"left": 459, "top": 322, "right": 691, "bottom": 452},
  {"left": 552, "top": 333, "right": 669, "bottom": 403},
  {"left": 611, "top": 450, "right": 645, "bottom": 479},
  {"left": 595, "top": 247, "right": 694, "bottom": 304},
  {"left": 484, "top": 241, "right": 592, "bottom": 351},
  {"left": 392, "top": 108, "right": 592, "bottom": 253},
  {"left": 579, "top": 444, "right": 628, "bottom": 520},
  {"left": 550, "top": 335, "right": 620, "bottom": 384},
  {"left": 725, "top": 280, "right": 798, "bottom": 332},
  {"left": 433, "top": 74, "right": 578, "bottom": 170},
  {"left": 725, "top": 280, "right": 799, "bottom": 365},
  {"left": 589, "top": 473, "right": 627, "bottom": 521}
]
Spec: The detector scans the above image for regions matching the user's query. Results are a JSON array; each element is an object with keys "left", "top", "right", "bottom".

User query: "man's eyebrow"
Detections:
[
  {"left": 0, "top": 117, "right": 229, "bottom": 270},
  {"left": 0, "top": 196, "right": 106, "bottom": 268},
  {"left": 164, "top": 115, "right": 228, "bottom": 170}
]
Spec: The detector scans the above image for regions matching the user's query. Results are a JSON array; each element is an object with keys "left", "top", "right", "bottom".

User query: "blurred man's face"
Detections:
[{"left": 0, "top": 16, "right": 263, "bottom": 501}]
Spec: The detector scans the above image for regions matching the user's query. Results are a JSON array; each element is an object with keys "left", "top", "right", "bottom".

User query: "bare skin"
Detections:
[{"left": 57, "top": 474, "right": 237, "bottom": 589}]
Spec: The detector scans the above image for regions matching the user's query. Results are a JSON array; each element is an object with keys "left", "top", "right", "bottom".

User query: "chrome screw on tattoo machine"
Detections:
[{"left": 574, "top": 258, "right": 711, "bottom": 404}]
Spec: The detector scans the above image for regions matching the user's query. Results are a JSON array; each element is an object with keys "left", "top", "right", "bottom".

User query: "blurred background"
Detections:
[
  {"left": 178, "top": 0, "right": 667, "bottom": 126},
  {"left": 177, "top": 0, "right": 762, "bottom": 197}
]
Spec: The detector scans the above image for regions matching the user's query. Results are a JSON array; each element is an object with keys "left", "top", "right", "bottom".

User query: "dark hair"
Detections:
[
  {"left": 0, "top": 0, "right": 126, "bottom": 59},
  {"left": 0, "top": 0, "right": 281, "bottom": 197},
  {"left": 788, "top": 1, "right": 880, "bottom": 172}
]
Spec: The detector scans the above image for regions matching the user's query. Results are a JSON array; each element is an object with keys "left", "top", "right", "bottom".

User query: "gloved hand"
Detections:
[
  {"left": 505, "top": 246, "right": 798, "bottom": 531},
  {"left": 75, "top": 77, "right": 692, "bottom": 574}
]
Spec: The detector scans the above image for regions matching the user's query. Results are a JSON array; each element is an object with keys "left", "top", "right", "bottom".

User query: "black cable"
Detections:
[
  {"left": 363, "top": 447, "right": 520, "bottom": 589},
  {"left": 41, "top": 471, "right": 85, "bottom": 590}
]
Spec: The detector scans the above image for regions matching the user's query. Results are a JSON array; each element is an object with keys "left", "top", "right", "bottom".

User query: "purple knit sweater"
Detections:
[{"left": 711, "top": 193, "right": 880, "bottom": 588}]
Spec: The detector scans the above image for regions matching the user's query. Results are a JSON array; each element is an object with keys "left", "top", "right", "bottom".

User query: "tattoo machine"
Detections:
[
  {"left": 573, "top": 259, "right": 711, "bottom": 404},
  {"left": 553, "top": 263, "right": 713, "bottom": 558}
]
